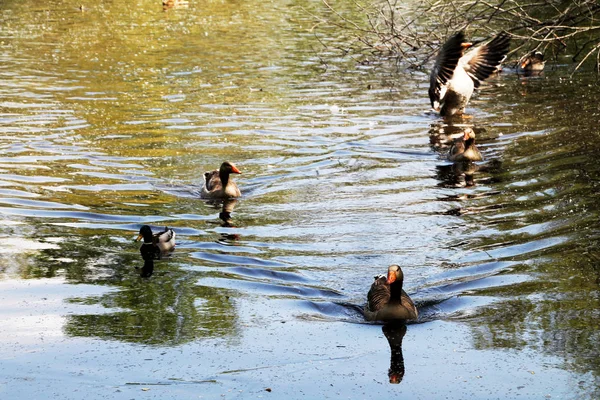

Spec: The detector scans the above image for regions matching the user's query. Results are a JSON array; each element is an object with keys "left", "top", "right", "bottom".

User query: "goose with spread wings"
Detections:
[{"left": 429, "top": 31, "right": 510, "bottom": 117}]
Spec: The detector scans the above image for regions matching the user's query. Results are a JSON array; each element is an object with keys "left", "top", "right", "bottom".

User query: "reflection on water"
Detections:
[
  {"left": 0, "top": 0, "right": 598, "bottom": 397},
  {"left": 382, "top": 323, "right": 407, "bottom": 384},
  {"left": 138, "top": 259, "right": 154, "bottom": 278},
  {"left": 218, "top": 199, "right": 238, "bottom": 227}
]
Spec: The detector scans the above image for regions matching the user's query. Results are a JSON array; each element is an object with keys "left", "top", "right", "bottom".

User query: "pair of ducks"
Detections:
[{"left": 134, "top": 161, "right": 242, "bottom": 272}]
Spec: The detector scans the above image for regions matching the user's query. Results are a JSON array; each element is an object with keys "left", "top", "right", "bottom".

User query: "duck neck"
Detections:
[
  {"left": 389, "top": 281, "right": 403, "bottom": 301},
  {"left": 220, "top": 170, "right": 230, "bottom": 187},
  {"left": 464, "top": 138, "right": 475, "bottom": 149}
]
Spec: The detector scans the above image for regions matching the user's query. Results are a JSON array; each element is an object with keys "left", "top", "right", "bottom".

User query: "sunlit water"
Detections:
[{"left": 0, "top": 1, "right": 598, "bottom": 398}]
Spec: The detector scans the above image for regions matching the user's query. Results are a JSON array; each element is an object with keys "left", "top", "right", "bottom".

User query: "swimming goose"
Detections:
[
  {"left": 200, "top": 161, "right": 242, "bottom": 199},
  {"left": 518, "top": 51, "right": 545, "bottom": 75},
  {"left": 364, "top": 265, "right": 418, "bottom": 322},
  {"left": 136, "top": 225, "right": 176, "bottom": 260},
  {"left": 448, "top": 127, "right": 482, "bottom": 162},
  {"left": 429, "top": 31, "right": 510, "bottom": 117}
]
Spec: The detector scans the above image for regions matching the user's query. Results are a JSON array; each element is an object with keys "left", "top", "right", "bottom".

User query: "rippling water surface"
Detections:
[{"left": 0, "top": 1, "right": 599, "bottom": 398}]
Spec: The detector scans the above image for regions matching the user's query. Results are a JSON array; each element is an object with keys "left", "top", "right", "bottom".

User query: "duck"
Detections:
[
  {"left": 448, "top": 127, "right": 482, "bottom": 162},
  {"left": 364, "top": 265, "right": 418, "bottom": 322},
  {"left": 200, "top": 161, "right": 242, "bottom": 199},
  {"left": 429, "top": 31, "right": 510, "bottom": 117},
  {"left": 518, "top": 51, "right": 545, "bottom": 75},
  {"left": 136, "top": 225, "right": 176, "bottom": 260},
  {"left": 162, "top": 0, "right": 189, "bottom": 8}
]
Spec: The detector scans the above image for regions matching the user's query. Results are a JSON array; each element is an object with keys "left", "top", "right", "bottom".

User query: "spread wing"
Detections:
[
  {"left": 367, "top": 275, "right": 390, "bottom": 312},
  {"left": 429, "top": 31, "right": 466, "bottom": 110},
  {"left": 461, "top": 32, "right": 510, "bottom": 88}
]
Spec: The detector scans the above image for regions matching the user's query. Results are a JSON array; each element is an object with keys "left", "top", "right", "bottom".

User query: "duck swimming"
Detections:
[
  {"left": 136, "top": 225, "right": 176, "bottom": 260},
  {"left": 364, "top": 265, "right": 418, "bottom": 322},
  {"left": 429, "top": 31, "right": 510, "bottom": 117},
  {"left": 200, "top": 161, "right": 242, "bottom": 199},
  {"left": 518, "top": 51, "right": 545, "bottom": 75},
  {"left": 448, "top": 127, "right": 482, "bottom": 162}
]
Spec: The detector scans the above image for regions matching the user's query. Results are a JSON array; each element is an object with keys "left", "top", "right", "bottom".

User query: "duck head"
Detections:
[
  {"left": 520, "top": 51, "right": 544, "bottom": 70},
  {"left": 463, "top": 127, "right": 476, "bottom": 141},
  {"left": 386, "top": 265, "right": 404, "bottom": 285},
  {"left": 219, "top": 161, "right": 242, "bottom": 186},
  {"left": 220, "top": 161, "right": 241, "bottom": 176},
  {"left": 136, "top": 225, "right": 154, "bottom": 243},
  {"left": 460, "top": 41, "right": 473, "bottom": 54}
]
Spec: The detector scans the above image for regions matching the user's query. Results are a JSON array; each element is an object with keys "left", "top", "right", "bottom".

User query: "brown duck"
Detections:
[
  {"left": 364, "top": 265, "right": 418, "bottom": 322},
  {"left": 518, "top": 51, "right": 545, "bottom": 75},
  {"left": 448, "top": 128, "right": 482, "bottom": 162},
  {"left": 429, "top": 31, "right": 510, "bottom": 117},
  {"left": 200, "top": 161, "right": 242, "bottom": 199}
]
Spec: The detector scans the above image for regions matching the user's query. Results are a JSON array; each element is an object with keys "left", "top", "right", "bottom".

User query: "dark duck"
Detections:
[
  {"left": 364, "top": 265, "right": 418, "bottom": 322},
  {"left": 136, "top": 225, "right": 176, "bottom": 260}
]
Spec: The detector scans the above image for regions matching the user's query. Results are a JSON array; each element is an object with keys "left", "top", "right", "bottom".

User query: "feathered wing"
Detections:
[
  {"left": 461, "top": 32, "right": 510, "bottom": 88},
  {"left": 429, "top": 31, "right": 466, "bottom": 110},
  {"left": 155, "top": 227, "right": 174, "bottom": 244},
  {"left": 448, "top": 137, "right": 466, "bottom": 161},
  {"left": 203, "top": 170, "right": 221, "bottom": 192},
  {"left": 400, "top": 290, "right": 418, "bottom": 319},
  {"left": 367, "top": 275, "right": 391, "bottom": 312}
]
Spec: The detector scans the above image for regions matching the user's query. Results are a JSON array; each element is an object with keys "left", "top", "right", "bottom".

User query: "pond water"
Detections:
[{"left": 0, "top": 1, "right": 598, "bottom": 399}]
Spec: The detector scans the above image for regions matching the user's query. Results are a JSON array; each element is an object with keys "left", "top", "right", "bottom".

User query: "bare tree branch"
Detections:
[{"left": 313, "top": 0, "right": 600, "bottom": 72}]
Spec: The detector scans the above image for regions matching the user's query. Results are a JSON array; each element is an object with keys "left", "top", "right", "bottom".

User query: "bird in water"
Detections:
[
  {"left": 364, "top": 265, "right": 418, "bottom": 322},
  {"left": 517, "top": 50, "right": 545, "bottom": 75},
  {"left": 136, "top": 225, "right": 176, "bottom": 260},
  {"left": 429, "top": 31, "right": 510, "bottom": 117},
  {"left": 200, "top": 161, "right": 242, "bottom": 199},
  {"left": 448, "top": 127, "right": 482, "bottom": 162}
]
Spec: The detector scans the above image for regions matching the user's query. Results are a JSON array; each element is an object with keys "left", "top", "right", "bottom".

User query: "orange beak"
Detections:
[
  {"left": 520, "top": 60, "right": 530, "bottom": 69},
  {"left": 386, "top": 271, "right": 396, "bottom": 284},
  {"left": 230, "top": 165, "right": 241, "bottom": 174},
  {"left": 461, "top": 42, "right": 473, "bottom": 50},
  {"left": 463, "top": 130, "right": 471, "bottom": 140}
]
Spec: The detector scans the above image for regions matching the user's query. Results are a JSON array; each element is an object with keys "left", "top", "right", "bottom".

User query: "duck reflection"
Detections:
[
  {"left": 139, "top": 259, "right": 154, "bottom": 278},
  {"left": 436, "top": 160, "right": 479, "bottom": 187},
  {"left": 429, "top": 123, "right": 466, "bottom": 153},
  {"left": 218, "top": 198, "right": 238, "bottom": 227},
  {"left": 382, "top": 322, "right": 407, "bottom": 384}
]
